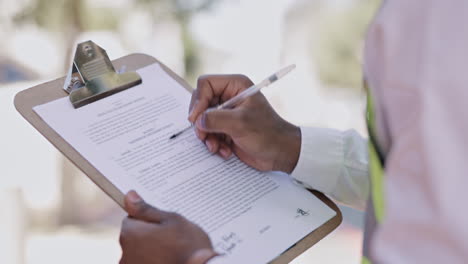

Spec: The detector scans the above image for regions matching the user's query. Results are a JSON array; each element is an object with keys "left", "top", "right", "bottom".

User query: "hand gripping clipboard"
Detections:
[{"left": 14, "top": 41, "right": 342, "bottom": 264}]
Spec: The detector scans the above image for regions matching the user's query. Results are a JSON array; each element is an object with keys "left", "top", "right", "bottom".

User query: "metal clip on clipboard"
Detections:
[{"left": 63, "top": 40, "right": 142, "bottom": 108}]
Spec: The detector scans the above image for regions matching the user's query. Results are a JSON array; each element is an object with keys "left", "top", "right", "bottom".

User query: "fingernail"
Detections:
[
  {"left": 206, "top": 140, "right": 214, "bottom": 152},
  {"left": 127, "top": 190, "right": 142, "bottom": 204},
  {"left": 196, "top": 113, "right": 207, "bottom": 129},
  {"left": 219, "top": 148, "right": 228, "bottom": 158},
  {"left": 188, "top": 111, "right": 194, "bottom": 122}
]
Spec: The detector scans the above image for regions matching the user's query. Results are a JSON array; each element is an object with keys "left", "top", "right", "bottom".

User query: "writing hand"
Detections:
[
  {"left": 119, "top": 191, "right": 217, "bottom": 264},
  {"left": 188, "top": 75, "right": 301, "bottom": 173}
]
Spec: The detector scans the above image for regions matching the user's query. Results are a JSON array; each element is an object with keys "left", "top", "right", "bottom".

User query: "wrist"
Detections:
[{"left": 273, "top": 123, "right": 301, "bottom": 174}]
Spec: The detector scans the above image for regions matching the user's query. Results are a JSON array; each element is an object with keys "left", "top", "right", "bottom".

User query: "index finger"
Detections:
[{"left": 188, "top": 74, "right": 253, "bottom": 123}]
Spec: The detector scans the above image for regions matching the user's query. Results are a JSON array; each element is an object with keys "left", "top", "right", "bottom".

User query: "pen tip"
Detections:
[{"left": 169, "top": 134, "right": 177, "bottom": 140}]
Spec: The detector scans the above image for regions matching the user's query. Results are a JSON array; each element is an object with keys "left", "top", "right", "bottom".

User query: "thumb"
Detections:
[
  {"left": 195, "top": 109, "right": 242, "bottom": 135},
  {"left": 124, "top": 190, "right": 168, "bottom": 223}
]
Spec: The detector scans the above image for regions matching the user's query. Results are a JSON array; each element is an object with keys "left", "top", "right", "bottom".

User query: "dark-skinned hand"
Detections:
[
  {"left": 119, "top": 191, "right": 218, "bottom": 264},
  {"left": 188, "top": 74, "right": 301, "bottom": 173}
]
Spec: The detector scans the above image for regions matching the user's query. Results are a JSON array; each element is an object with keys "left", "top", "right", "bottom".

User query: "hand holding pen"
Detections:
[
  {"left": 171, "top": 65, "right": 296, "bottom": 139},
  {"left": 181, "top": 66, "right": 301, "bottom": 174}
]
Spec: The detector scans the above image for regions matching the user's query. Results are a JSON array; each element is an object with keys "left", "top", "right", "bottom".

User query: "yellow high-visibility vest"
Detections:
[{"left": 362, "top": 88, "right": 385, "bottom": 264}]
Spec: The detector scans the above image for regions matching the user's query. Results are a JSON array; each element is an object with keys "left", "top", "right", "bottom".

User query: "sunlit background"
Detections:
[{"left": 0, "top": 0, "right": 380, "bottom": 263}]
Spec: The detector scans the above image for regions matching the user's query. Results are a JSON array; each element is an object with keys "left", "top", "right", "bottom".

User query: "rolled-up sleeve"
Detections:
[{"left": 290, "top": 127, "right": 370, "bottom": 210}]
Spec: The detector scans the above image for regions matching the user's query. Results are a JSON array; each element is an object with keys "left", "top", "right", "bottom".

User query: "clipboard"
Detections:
[{"left": 14, "top": 44, "right": 342, "bottom": 264}]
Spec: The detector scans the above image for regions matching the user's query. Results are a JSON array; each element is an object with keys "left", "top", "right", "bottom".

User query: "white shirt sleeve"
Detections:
[{"left": 290, "top": 127, "right": 370, "bottom": 210}]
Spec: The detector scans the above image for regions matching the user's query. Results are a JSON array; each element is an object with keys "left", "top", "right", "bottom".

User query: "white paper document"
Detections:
[{"left": 34, "top": 63, "right": 336, "bottom": 264}]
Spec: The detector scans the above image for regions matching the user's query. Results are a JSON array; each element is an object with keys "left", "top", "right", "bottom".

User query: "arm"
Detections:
[
  {"left": 291, "top": 127, "right": 369, "bottom": 210},
  {"left": 189, "top": 75, "right": 369, "bottom": 210}
]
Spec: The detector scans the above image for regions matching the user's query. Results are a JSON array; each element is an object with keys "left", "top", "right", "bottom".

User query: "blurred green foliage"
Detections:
[
  {"left": 13, "top": 0, "right": 219, "bottom": 77},
  {"left": 10, "top": 0, "right": 377, "bottom": 85},
  {"left": 314, "top": 0, "right": 380, "bottom": 90},
  {"left": 13, "top": 0, "right": 120, "bottom": 31},
  {"left": 13, "top": 0, "right": 217, "bottom": 31},
  {"left": 135, "top": 0, "right": 219, "bottom": 79}
]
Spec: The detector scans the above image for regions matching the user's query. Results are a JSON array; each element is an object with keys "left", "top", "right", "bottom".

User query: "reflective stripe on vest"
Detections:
[
  {"left": 366, "top": 87, "right": 385, "bottom": 223},
  {"left": 368, "top": 142, "right": 385, "bottom": 224},
  {"left": 362, "top": 84, "right": 386, "bottom": 264}
]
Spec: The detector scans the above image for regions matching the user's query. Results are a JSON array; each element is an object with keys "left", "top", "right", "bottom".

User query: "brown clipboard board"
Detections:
[{"left": 14, "top": 53, "right": 342, "bottom": 264}]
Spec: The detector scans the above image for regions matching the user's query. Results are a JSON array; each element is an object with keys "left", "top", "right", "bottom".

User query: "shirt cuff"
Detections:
[{"left": 290, "top": 127, "right": 344, "bottom": 195}]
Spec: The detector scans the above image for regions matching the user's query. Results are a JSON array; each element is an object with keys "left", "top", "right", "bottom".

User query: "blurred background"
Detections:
[{"left": 0, "top": 0, "right": 380, "bottom": 263}]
